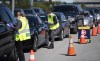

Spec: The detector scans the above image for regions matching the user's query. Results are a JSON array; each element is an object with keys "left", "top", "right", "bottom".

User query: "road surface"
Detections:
[{"left": 24, "top": 33, "right": 100, "bottom": 61}]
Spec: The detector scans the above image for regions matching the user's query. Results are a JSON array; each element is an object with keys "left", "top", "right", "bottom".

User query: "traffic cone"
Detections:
[
  {"left": 92, "top": 24, "right": 97, "bottom": 36},
  {"left": 79, "top": 29, "right": 86, "bottom": 44},
  {"left": 67, "top": 35, "right": 76, "bottom": 56},
  {"left": 97, "top": 23, "right": 100, "bottom": 34},
  {"left": 29, "top": 50, "right": 35, "bottom": 61}
]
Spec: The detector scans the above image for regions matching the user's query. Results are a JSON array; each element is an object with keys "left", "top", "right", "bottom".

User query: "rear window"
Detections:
[{"left": 53, "top": 6, "right": 78, "bottom": 13}]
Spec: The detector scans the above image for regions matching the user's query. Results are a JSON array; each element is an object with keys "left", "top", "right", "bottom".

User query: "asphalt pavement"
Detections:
[{"left": 24, "top": 33, "right": 100, "bottom": 61}]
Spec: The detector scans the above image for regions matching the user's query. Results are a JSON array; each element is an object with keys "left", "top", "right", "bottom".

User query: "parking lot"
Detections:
[{"left": 24, "top": 32, "right": 100, "bottom": 61}]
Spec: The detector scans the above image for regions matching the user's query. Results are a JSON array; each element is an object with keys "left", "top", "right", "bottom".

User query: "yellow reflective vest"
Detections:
[
  {"left": 48, "top": 13, "right": 59, "bottom": 30},
  {"left": 15, "top": 16, "right": 31, "bottom": 41}
]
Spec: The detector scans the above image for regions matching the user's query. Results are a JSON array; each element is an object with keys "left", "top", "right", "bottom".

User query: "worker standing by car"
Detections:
[
  {"left": 47, "top": 11, "right": 60, "bottom": 49},
  {"left": 15, "top": 12, "right": 31, "bottom": 61}
]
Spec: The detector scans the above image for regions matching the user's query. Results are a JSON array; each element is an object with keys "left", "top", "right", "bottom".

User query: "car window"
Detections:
[
  {"left": 34, "top": 9, "right": 40, "bottom": 13},
  {"left": 24, "top": 10, "right": 34, "bottom": 15},
  {"left": 61, "top": 13, "right": 67, "bottom": 21},
  {"left": 5, "top": 8, "right": 17, "bottom": 25},
  {"left": 54, "top": 13, "right": 61, "bottom": 22},
  {"left": 0, "top": 14, "right": 6, "bottom": 33},
  {"left": 34, "top": 8, "right": 44, "bottom": 13},
  {"left": 0, "top": 8, "right": 11, "bottom": 23},
  {"left": 26, "top": 16, "right": 35, "bottom": 27}
]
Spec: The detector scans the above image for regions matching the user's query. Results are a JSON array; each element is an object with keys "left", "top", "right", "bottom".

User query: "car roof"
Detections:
[{"left": 54, "top": 4, "right": 80, "bottom": 7}]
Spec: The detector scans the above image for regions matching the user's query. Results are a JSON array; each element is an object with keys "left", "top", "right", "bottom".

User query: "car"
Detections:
[
  {"left": 0, "top": 4, "right": 17, "bottom": 61},
  {"left": 52, "top": 4, "right": 83, "bottom": 33},
  {"left": 83, "top": 7, "right": 100, "bottom": 26},
  {"left": 53, "top": 12, "right": 70, "bottom": 40},
  {"left": 82, "top": 11, "right": 94, "bottom": 28},
  {"left": 23, "top": 15, "right": 49, "bottom": 52}
]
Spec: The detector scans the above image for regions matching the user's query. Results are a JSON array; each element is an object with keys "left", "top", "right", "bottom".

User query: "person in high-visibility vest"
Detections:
[
  {"left": 15, "top": 12, "right": 31, "bottom": 61},
  {"left": 47, "top": 11, "right": 60, "bottom": 49}
]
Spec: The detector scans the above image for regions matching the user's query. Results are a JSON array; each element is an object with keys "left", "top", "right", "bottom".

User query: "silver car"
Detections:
[{"left": 83, "top": 11, "right": 94, "bottom": 28}]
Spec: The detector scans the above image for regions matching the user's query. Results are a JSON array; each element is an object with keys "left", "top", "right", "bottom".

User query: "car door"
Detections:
[
  {"left": 0, "top": 11, "right": 14, "bottom": 56},
  {"left": 60, "top": 13, "right": 70, "bottom": 36},
  {"left": 35, "top": 16, "right": 46, "bottom": 46}
]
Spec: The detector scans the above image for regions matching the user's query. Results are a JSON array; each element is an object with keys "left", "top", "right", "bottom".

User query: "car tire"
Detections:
[
  {"left": 59, "top": 30, "right": 64, "bottom": 40},
  {"left": 65, "top": 28, "right": 70, "bottom": 38},
  {"left": 44, "top": 32, "right": 49, "bottom": 46},
  {"left": 33, "top": 35, "right": 38, "bottom": 52},
  {"left": 8, "top": 48, "right": 18, "bottom": 61}
]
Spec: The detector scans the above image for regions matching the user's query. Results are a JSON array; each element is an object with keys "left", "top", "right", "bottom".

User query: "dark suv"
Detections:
[
  {"left": 0, "top": 4, "right": 17, "bottom": 61},
  {"left": 52, "top": 4, "right": 83, "bottom": 33}
]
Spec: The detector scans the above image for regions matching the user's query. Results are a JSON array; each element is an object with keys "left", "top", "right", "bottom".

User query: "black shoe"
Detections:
[{"left": 48, "top": 43, "right": 54, "bottom": 49}]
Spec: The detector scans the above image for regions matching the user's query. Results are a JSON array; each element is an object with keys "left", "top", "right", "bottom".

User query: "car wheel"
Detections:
[
  {"left": 44, "top": 32, "right": 49, "bottom": 46},
  {"left": 33, "top": 35, "right": 38, "bottom": 52},
  {"left": 8, "top": 48, "right": 18, "bottom": 61},
  {"left": 66, "top": 28, "right": 70, "bottom": 38},
  {"left": 59, "top": 30, "right": 64, "bottom": 40}
]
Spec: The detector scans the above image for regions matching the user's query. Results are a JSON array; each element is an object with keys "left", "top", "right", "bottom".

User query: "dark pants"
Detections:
[
  {"left": 15, "top": 41, "right": 25, "bottom": 61},
  {"left": 49, "top": 28, "right": 60, "bottom": 46}
]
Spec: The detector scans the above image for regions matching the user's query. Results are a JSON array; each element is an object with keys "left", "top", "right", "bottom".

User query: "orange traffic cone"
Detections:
[
  {"left": 67, "top": 35, "right": 76, "bottom": 56},
  {"left": 92, "top": 24, "right": 97, "bottom": 36},
  {"left": 79, "top": 29, "right": 86, "bottom": 44},
  {"left": 29, "top": 50, "right": 35, "bottom": 61},
  {"left": 97, "top": 23, "right": 100, "bottom": 34}
]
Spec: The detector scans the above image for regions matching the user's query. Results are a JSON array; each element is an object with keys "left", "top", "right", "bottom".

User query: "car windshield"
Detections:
[
  {"left": 24, "top": 10, "right": 34, "bottom": 15},
  {"left": 34, "top": 8, "right": 44, "bottom": 13},
  {"left": 53, "top": 6, "right": 78, "bottom": 14},
  {"left": 34, "top": 9, "right": 40, "bottom": 13}
]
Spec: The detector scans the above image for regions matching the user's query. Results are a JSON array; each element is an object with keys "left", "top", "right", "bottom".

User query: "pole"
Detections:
[
  {"left": 29, "top": 0, "right": 33, "bottom": 8},
  {"left": 12, "top": 0, "right": 15, "bottom": 15}
]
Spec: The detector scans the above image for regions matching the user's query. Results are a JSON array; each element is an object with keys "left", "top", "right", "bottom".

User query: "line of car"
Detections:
[
  {"left": 14, "top": 7, "right": 71, "bottom": 52},
  {"left": 0, "top": 3, "right": 100, "bottom": 61}
]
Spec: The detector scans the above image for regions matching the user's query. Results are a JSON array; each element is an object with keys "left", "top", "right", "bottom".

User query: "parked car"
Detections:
[
  {"left": 31, "top": 8, "right": 48, "bottom": 21},
  {"left": 24, "top": 15, "right": 49, "bottom": 52},
  {"left": 0, "top": 4, "right": 17, "bottom": 61},
  {"left": 52, "top": 4, "right": 83, "bottom": 33},
  {"left": 53, "top": 12, "right": 70, "bottom": 39}
]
